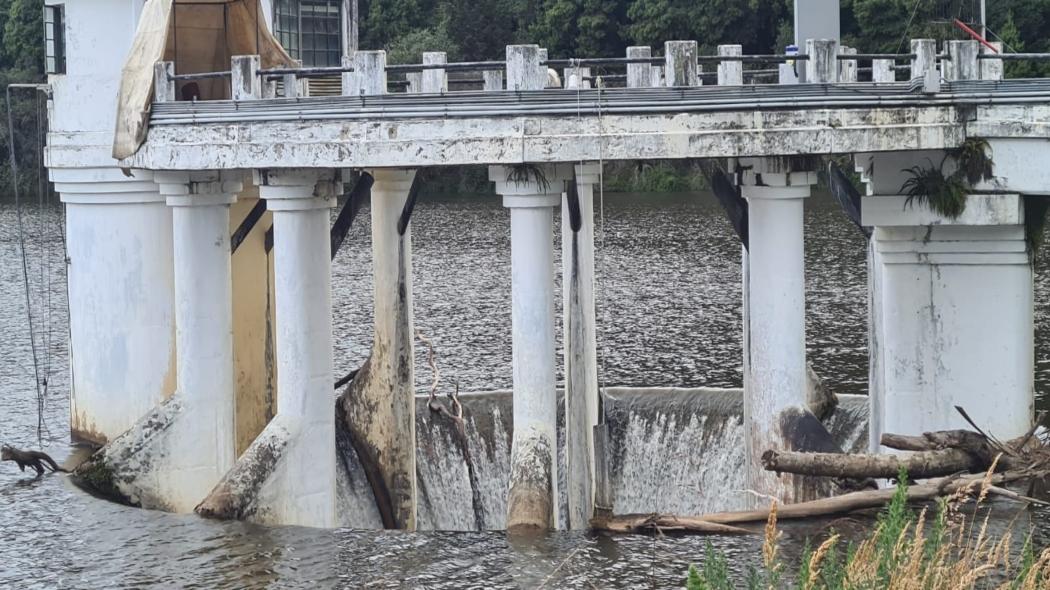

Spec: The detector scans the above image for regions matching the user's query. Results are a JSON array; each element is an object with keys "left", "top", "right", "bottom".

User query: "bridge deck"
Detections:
[{"left": 110, "top": 80, "right": 1050, "bottom": 170}]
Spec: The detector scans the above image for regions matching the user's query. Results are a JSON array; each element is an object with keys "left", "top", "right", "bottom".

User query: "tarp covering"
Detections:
[{"left": 113, "top": 0, "right": 294, "bottom": 160}]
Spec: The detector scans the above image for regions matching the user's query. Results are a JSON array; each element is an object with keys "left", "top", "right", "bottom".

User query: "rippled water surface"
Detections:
[{"left": 2, "top": 191, "right": 1049, "bottom": 588}]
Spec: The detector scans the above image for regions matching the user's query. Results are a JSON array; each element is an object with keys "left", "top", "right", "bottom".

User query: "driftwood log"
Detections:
[{"left": 590, "top": 469, "right": 1047, "bottom": 534}]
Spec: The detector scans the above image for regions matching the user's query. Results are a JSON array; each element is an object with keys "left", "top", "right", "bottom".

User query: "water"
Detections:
[{"left": 2, "top": 191, "right": 1049, "bottom": 588}]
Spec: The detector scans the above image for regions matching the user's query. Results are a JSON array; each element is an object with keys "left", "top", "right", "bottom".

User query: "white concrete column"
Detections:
[
  {"left": 839, "top": 46, "right": 858, "bottom": 82},
  {"left": 626, "top": 46, "right": 652, "bottom": 88},
  {"left": 254, "top": 168, "right": 341, "bottom": 527},
  {"left": 562, "top": 162, "right": 600, "bottom": 530},
  {"left": 739, "top": 158, "right": 816, "bottom": 504},
  {"left": 52, "top": 167, "right": 176, "bottom": 444},
  {"left": 422, "top": 52, "right": 448, "bottom": 93},
  {"left": 153, "top": 170, "right": 242, "bottom": 512},
  {"left": 665, "top": 41, "right": 699, "bottom": 87},
  {"left": 945, "top": 40, "right": 979, "bottom": 81},
  {"left": 981, "top": 42, "right": 1004, "bottom": 81},
  {"left": 491, "top": 163, "right": 571, "bottom": 530},
  {"left": 483, "top": 69, "right": 504, "bottom": 91},
  {"left": 717, "top": 45, "right": 743, "bottom": 86},
  {"left": 806, "top": 39, "right": 839, "bottom": 83},
  {"left": 862, "top": 193, "right": 1033, "bottom": 442},
  {"left": 506, "top": 45, "right": 545, "bottom": 91},
  {"left": 344, "top": 50, "right": 387, "bottom": 95},
  {"left": 872, "top": 59, "right": 895, "bottom": 83}
]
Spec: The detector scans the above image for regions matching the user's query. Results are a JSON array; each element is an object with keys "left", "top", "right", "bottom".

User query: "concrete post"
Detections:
[
  {"left": 665, "top": 41, "right": 698, "bottom": 87},
  {"left": 805, "top": 39, "right": 839, "bottom": 83},
  {"left": 282, "top": 60, "right": 303, "bottom": 99},
  {"left": 344, "top": 50, "right": 386, "bottom": 95},
  {"left": 422, "top": 52, "right": 447, "bottom": 93},
  {"left": 862, "top": 192, "right": 1033, "bottom": 442},
  {"left": 650, "top": 65, "right": 665, "bottom": 88},
  {"left": 154, "top": 62, "right": 175, "bottom": 102},
  {"left": 717, "top": 45, "right": 743, "bottom": 86},
  {"left": 911, "top": 39, "right": 937, "bottom": 81},
  {"left": 563, "top": 64, "right": 590, "bottom": 90},
  {"left": 253, "top": 169, "right": 340, "bottom": 527},
  {"left": 872, "top": 59, "right": 894, "bottom": 83},
  {"left": 506, "top": 45, "right": 545, "bottom": 91},
  {"left": 52, "top": 169, "right": 176, "bottom": 445},
  {"left": 405, "top": 72, "right": 421, "bottom": 94},
  {"left": 154, "top": 170, "right": 242, "bottom": 512},
  {"left": 739, "top": 157, "right": 816, "bottom": 504},
  {"left": 981, "top": 42, "right": 1004, "bottom": 81},
  {"left": 483, "top": 69, "right": 503, "bottom": 91},
  {"left": 626, "top": 46, "right": 652, "bottom": 88},
  {"left": 490, "top": 163, "right": 570, "bottom": 530},
  {"left": 562, "top": 162, "right": 600, "bottom": 530},
  {"left": 945, "top": 40, "right": 979, "bottom": 81},
  {"left": 839, "top": 46, "right": 858, "bottom": 82},
  {"left": 231, "top": 55, "right": 261, "bottom": 100}
]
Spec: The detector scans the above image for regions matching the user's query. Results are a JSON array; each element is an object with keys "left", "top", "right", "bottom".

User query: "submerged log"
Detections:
[{"left": 590, "top": 513, "right": 754, "bottom": 535}]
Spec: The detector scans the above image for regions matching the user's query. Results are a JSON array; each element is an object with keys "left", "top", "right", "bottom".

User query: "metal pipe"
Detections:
[{"left": 170, "top": 71, "right": 232, "bottom": 81}]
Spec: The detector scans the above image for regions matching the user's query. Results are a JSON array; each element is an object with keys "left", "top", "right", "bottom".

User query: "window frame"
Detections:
[
  {"left": 44, "top": 4, "right": 66, "bottom": 75},
  {"left": 273, "top": 0, "right": 343, "bottom": 67}
]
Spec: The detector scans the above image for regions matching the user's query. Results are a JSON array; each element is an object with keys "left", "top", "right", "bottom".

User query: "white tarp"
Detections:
[{"left": 113, "top": 0, "right": 293, "bottom": 160}]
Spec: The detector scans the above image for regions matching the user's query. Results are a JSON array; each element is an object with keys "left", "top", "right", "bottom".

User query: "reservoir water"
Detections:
[{"left": 2, "top": 189, "right": 1048, "bottom": 588}]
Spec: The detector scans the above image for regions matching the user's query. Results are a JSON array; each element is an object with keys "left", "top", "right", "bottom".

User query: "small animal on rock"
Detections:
[{"left": 1, "top": 445, "right": 67, "bottom": 476}]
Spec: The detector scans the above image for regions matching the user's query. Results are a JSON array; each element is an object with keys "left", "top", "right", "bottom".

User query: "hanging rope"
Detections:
[{"left": 6, "top": 84, "right": 55, "bottom": 446}]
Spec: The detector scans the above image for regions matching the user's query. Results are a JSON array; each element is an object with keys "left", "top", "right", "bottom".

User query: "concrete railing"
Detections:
[{"left": 151, "top": 39, "right": 1050, "bottom": 104}]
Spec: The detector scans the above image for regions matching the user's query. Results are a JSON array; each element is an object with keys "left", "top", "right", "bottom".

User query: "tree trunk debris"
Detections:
[{"left": 591, "top": 408, "right": 1050, "bottom": 536}]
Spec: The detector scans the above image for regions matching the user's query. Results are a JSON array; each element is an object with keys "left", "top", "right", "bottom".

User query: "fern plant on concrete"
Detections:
[{"left": 900, "top": 138, "right": 994, "bottom": 220}]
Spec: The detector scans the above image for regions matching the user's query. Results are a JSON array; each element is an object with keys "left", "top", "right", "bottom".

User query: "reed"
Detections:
[{"left": 686, "top": 466, "right": 1050, "bottom": 589}]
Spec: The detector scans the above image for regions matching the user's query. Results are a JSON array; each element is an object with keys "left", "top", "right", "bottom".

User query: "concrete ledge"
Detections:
[{"left": 862, "top": 194, "right": 1023, "bottom": 227}]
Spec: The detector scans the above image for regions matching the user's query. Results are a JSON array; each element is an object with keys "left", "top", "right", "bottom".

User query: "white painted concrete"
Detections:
[
  {"left": 54, "top": 167, "right": 176, "bottom": 444},
  {"left": 562, "top": 162, "right": 600, "bottom": 530},
  {"left": 945, "top": 40, "right": 979, "bottom": 82},
  {"left": 740, "top": 160, "right": 815, "bottom": 504},
  {"left": 862, "top": 193, "right": 1033, "bottom": 442},
  {"left": 665, "top": 41, "right": 698, "bottom": 87},
  {"left": 717, "top": 45, "right": 743, "bottom": 86},
  {"left": 626, "top": 47, "right": 652, "bottom": 88},
  {"left": 491, "top": 163, "right": 570, "bottom": 529},
  {"left": 126, "top": 103, "right": 979, "bottom": 170},
  {"left": 149, "top": 170, "right": 240, "bottom": 512},
  {"left": 252, "top": 169, "right": 340, "bottom": 528},
  {"left": 364, "top": 167, "right": 419, "bottom": 529}
]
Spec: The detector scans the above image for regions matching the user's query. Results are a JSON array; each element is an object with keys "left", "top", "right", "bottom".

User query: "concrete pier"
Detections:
[
  {"left": 739, "top": 157, "right": 816, "bottom": 503},
  {"left": 490, "top": 162, "right": 569, "bottom": 530},
  {"left": 342, "top": 167, "right": 420, "bottom": 530},
  {"left": 562, "top": 162, "right": 600, "bottom": 530},
  {"left": 197, "top": 169, "right": 340, "bottom": 527},
  {"left": 53, "top": 169, "right": 176, "bottom": 444}
]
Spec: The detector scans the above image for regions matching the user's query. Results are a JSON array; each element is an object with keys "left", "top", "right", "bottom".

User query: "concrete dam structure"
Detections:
[{"left": 44, "top": 0, "right": 1050, "bottom": 531}]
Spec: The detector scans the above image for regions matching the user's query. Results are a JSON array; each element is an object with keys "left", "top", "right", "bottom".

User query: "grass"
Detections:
[{"left": 686, "top": 466, "right": 1050, "bottom": 589}]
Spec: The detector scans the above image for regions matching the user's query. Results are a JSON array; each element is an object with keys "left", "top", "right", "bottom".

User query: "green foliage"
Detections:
[
  {"left": 955, "top": 138, "right": 994, "bottom": 186},
  {"left": 386, "top": 27, "right": 461, "bottom": 64},
  {"left": 900, "top": 139, "right": 995, "bottom": 220},
  {"left": 901, "top": 160, "right": 969, "bottom": 219},
  {"left": 682, "top": 466, "right": 1049, "bottom": 589},
  {"left": 604, "top": 160, "right": 707, "bottom": 193}
]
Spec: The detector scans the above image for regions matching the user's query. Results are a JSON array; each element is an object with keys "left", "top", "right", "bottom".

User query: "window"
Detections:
[
  {"left": 273, "top": 0, "right": 342, "bottom": 67},
  {"left": 44, "top": 5, "right": 66, "bottom": 74}
]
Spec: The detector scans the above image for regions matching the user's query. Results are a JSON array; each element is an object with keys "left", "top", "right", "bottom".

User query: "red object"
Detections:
[{"left": 953, "top": 18, "right": 1000, "bottom": 54}]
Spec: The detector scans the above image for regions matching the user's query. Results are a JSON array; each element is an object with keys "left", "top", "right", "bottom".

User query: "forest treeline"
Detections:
[{"left": 367, "top": 0, "right": 1050, "bottom": 71}]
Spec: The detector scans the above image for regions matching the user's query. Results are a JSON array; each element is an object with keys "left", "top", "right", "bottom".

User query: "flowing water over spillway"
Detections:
[{"left": 2, "top": 190, "right": 1049, "bottom": 588}]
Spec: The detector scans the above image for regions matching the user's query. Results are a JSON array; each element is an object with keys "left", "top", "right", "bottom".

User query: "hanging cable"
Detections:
[{"left": 6, "top": 84, "right": 50, "bottom": 445}]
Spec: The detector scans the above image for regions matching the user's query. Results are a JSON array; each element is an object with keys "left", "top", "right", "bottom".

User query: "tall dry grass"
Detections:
[{"left": 685, "top": 465, "right": 1050, "bottom": 589}]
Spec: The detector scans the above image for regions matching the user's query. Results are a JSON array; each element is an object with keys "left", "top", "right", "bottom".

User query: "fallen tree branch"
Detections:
[
  {"left": 761, "top": 448, "right": 985, "bottom": 480},
  {"left": 416, "top": 329, "right": 484, "bottom": 530},
  {"left": 590, "top": 470, "right": 1048, "bottom": 533}
]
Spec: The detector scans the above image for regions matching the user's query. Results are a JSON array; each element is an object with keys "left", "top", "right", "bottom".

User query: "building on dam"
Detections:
[{"left": 42, "top": 0, "right": 1050, "bottom": 530}]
